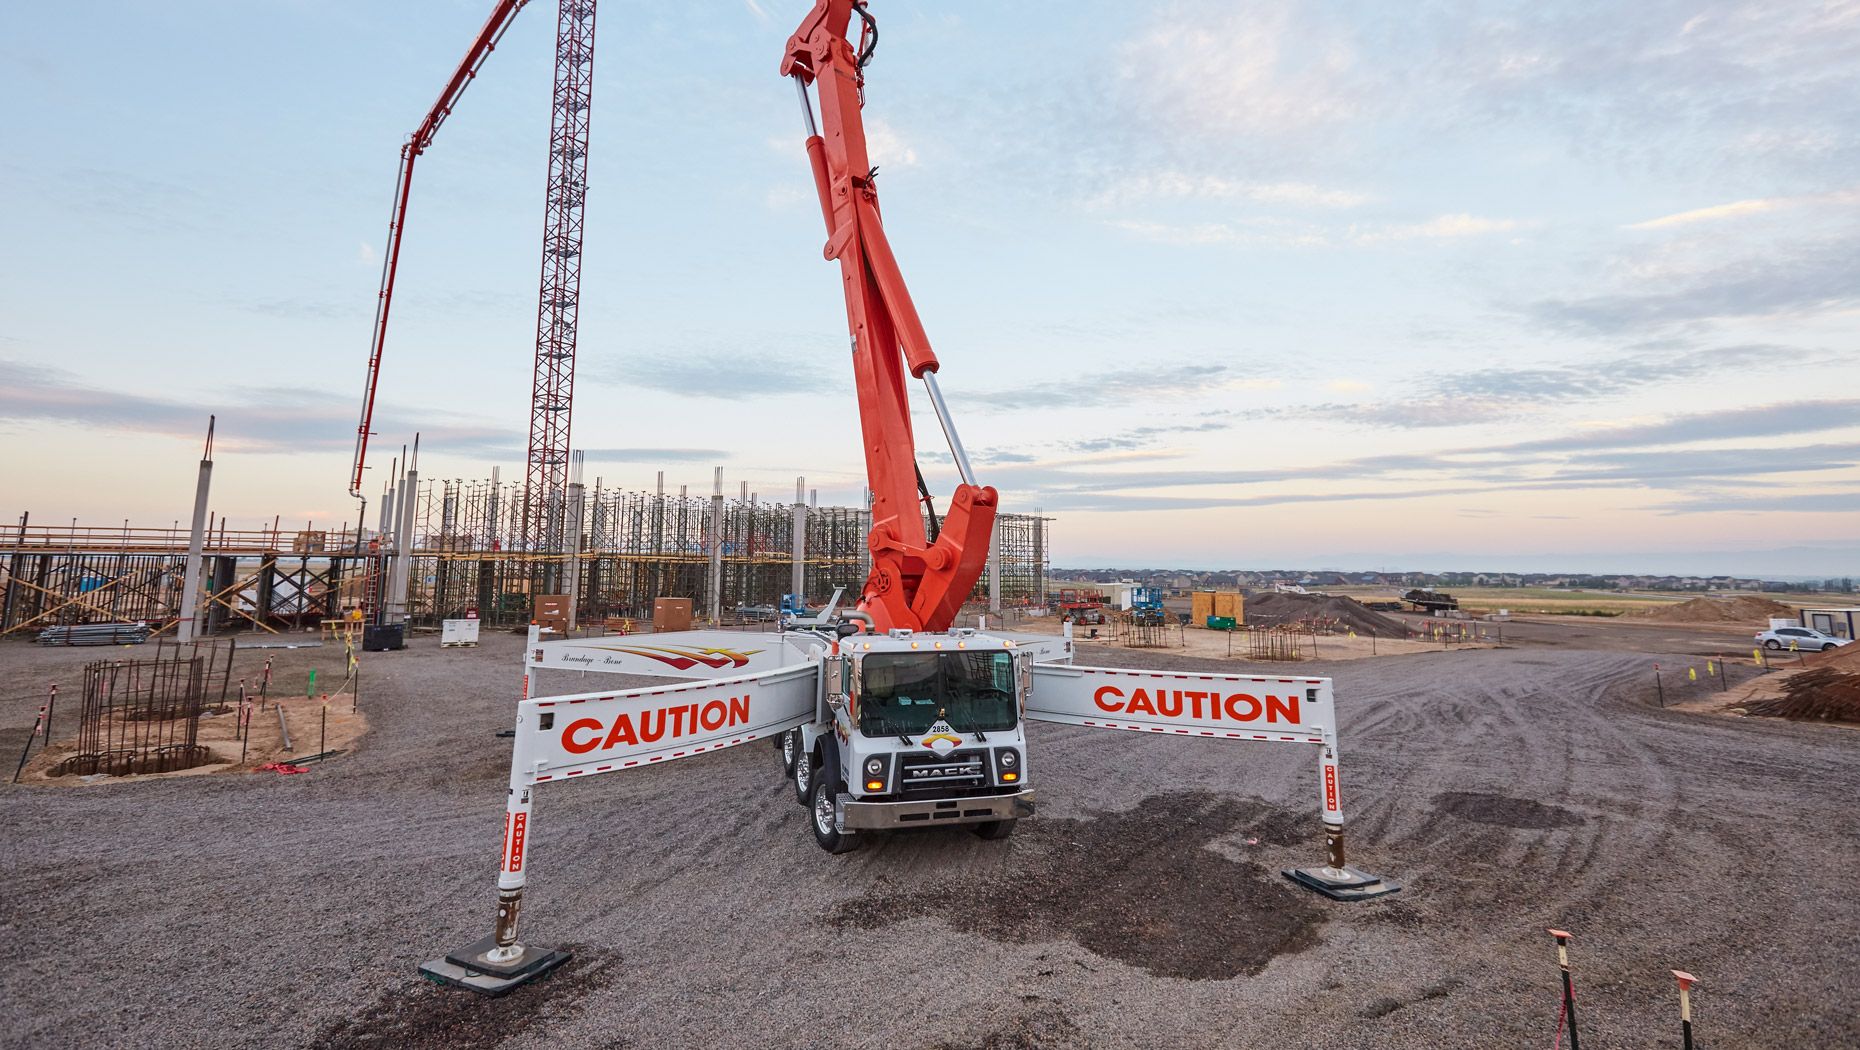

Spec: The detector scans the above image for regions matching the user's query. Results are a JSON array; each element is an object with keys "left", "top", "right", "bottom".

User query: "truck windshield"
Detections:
[{"left": 858, "top": 651, "right": 1016, "bottom": 737}]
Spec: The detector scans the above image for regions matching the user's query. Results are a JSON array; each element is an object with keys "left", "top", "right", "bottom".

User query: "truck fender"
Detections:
[{"left": 819, "top": 742, "right": 844, "bottom": 795}]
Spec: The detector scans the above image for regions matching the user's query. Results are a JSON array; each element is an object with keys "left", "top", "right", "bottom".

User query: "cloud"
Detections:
[
  {"left": 1626, "top": 198, "right": 1781, "bottom": 230},
  {"left": 357, "top": 241, "right": 377, "bottom": 266},
  {"left": 764, "top": 184, "right": 810, "bottom": 211},
  {"left": 1528, "top": 225, "right": 1860, "bottom": 333},
  {"left": 1289, "top": 344, "right": 1788, "bottom": 429},
  {"left": 1107, "top": 219, "right": 1328, "bottom": 248},
  {"left": 863, "top": 117, "right": 918, "bottom": 169},
  {"left": 1118, "top": 1, "right": 1367, "bottom": 139},
  {"left": 593, "top": 352, "right": 817, "bottom": 399},
  {"left": 1109, "top": 213, "right": 1531, "bottom": 249},
  {"left": 1429, "top": 343, "right": 1776, "bottom": 403},
  {"left": 959, "top": 363, "right": 1264, "bottom": 409},
  {"left": 0, "top": 359, "right": 515, "bottom": 457},
  {"left": 1088, "top": 173, "right": 1369, "bottom": 209},
  {"left": 977, "top": 398, "right": 1860, "bottom": 514},
  {"left": 1650, "top": 490, "right": 1860, "bottom": 515},
  {"left": 1423, "top": 3, "right": 1860, "bottom": 177},
  {"left": 1509, "top": 399, "right": 1860, "bottom": 454},
  {"left": 1625, "top": 189, "right": 1859, "bottom": 230},
  {"left": 1060, "top": 421, "right": 1232, "bottom": 454},
  {"left": 1350, "top": 214, "right": 1529, "bottom": 244},
  {"left": 580, "top": 447, "right": 729, "bottom": 464},
  {"left": 741, "top": 0, "right": 770, "bottom": 26}
]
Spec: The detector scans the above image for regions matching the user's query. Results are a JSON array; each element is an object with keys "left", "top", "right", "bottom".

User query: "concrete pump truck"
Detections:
[
  {"left": 772, "top": 0, "right": 1041, "bottom": 853},
  {"left": 421, "top": 0, "right": 1395, "bottom": 997}
]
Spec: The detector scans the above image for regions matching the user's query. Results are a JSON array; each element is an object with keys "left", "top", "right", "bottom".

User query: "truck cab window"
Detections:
[{"left": 859, "top": 651, "right": 1017, "bottom": 737}]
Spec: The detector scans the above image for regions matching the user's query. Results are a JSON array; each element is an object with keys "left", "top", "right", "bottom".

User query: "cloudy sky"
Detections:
[{"left": 2, "top": 1, "right": 1857, "bottom": 574}]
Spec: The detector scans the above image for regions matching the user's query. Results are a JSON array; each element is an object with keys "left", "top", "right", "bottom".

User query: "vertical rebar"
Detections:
[{"left": 1550, "top": 929, "right": 1580, "bottom": 1050}]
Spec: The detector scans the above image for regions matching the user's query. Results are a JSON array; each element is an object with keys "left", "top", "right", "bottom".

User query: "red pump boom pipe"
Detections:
[
  {"left": 349, "top": 0, "right": 531, "bottom": 497},
  {"left": 782, "top": 0, "right": 998, "bottom": 633}
]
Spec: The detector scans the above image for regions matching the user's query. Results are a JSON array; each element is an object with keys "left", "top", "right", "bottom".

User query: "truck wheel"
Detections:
[
  {"left": 778, "top": 728, "right": 798, "bottom": 776},
  {"left": 810, "top": 775, "right": 860, "bottom": 854},
  {"left": 971, "top": 819, "right": 1017, "bottom": 841},
  {"left": 793, "top": 744, "right": 816, "bottom": 806}
]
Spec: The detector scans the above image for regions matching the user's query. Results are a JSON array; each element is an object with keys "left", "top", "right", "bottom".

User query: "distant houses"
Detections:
[{"left": 1049, "top": 566, "right": 1853, "bottom": 595}]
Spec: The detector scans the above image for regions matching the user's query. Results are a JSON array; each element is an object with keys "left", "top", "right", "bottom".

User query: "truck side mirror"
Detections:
[
  {"left": 825, "top": 655, "right": 844, "bottom": 697},
  {"left": 1017, "top": 652, "right": 1034, "bottom": 697}
]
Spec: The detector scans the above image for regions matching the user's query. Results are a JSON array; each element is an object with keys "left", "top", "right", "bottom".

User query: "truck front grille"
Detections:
[{"left": 897, "top": 749, "right": 987, "bottom": 795}]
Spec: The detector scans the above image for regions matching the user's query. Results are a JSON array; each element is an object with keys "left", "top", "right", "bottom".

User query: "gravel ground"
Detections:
[{"left": 2, "top": 627, "right": 1857, "bottom": 1049}]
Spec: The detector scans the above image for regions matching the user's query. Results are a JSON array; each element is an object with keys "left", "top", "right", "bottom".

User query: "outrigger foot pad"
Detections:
[
  {"left": 1282, "top": 865, "right": 1402, "bottom": 902},
  {"left": 419, "top": 935, "right": 572, "bottom": 996}
]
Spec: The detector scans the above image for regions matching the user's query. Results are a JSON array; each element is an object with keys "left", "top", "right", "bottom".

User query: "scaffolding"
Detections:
[
  {"left": 3, "top": 474, "right": 1053, "bottom": 634},
  {"left": 402, "top": 477, "right": 1050, "bottom": 626}
]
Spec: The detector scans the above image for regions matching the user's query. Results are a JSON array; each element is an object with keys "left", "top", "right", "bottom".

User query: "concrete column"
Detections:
[
  {"left": 791, "top": 476, "right": 806, "bottom": 601},
  {"left": 565, "top": 455, "right": 584, "bottom": 631},
  {"left": 392, "top": 461, "right": 418, "bottom": 623},
  {"left": 1034, "top": 508, "right": 1047, "bottom": 605},
  {"left": 708, "top": 467, "right": 724, "bottom": 626},
  {"left": 176, "top": 419, "right": 215, "bottom": 643},
  {"left": 988, "top": 515, "right": 1002, "bottom": 614}
]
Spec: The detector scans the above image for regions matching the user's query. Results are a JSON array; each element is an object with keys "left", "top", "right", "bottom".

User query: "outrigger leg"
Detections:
[
  {"left": 1282, "top": 731, "right": 1401, "bottom": 901},
  {"left": 421, "top": 697, "right": 572, "bottom": 994}
]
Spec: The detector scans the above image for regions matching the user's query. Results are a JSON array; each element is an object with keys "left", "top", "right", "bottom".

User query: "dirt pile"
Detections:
[
  {"left": 833, "top": 792, "right": 1324, "bottom": 980},
  {"left": 1806, "top": 642, "right": 1860, "bottom": 670},
  {"left": 1244, "top": 592, "right": 1409, "bottom": 635},
  {"left": 1643, "top": 595, "right": 1796, "bottom": 624},
  {"left": 1744, "top": 668, "right": 1860, "bottom": 724}
]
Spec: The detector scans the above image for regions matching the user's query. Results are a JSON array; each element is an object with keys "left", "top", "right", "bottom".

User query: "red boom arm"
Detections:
[
  {"left": 349, "top": 0, "right": 532, "bottom": 497},
  {"left": 783, "top": 0, "right": 998, "bottom": 633}
]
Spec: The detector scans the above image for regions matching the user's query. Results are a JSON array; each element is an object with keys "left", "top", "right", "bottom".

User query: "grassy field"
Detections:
[
  {"left": 1328, "top": 587, "right": 1666, "bottom": 616},
  {"left": 1333, "top": 587, "right": 1834, "bottom": 618}
]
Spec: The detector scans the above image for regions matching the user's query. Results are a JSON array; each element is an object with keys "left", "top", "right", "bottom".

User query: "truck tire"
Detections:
[
  {"left": 971, "top": 819, "right": 1017, "bottom": 841},
  {"left": 810, "top": 774, "right": 861, "bottom": 854},
  {"left": 778, "top": 728, "right": 798, "bottom": 777},
  {"left": 793, "top": 744, "right": 816, "bottom": 806}
]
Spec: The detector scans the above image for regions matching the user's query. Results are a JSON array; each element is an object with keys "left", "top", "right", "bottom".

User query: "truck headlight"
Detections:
[
  {"left": 864, "top": 756, "right": 884, "bottom": 777},
  {"left": 995, "top": 748, "right": 1020, "bottom": 782}
]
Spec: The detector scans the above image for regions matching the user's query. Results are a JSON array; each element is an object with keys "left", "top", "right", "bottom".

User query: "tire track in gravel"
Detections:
[{"left": 8, "top": 631, "right": 1860, "bottom": 1049}]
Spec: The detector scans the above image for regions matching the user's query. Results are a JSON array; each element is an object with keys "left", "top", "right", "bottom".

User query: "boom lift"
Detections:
[{"left": 782, "top": 0, "right": 997, "bottom": 634}]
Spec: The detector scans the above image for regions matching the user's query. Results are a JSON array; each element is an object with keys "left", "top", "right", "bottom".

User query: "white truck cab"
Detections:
[{"left": 781, "top": 627, "right": 1036, "bottom": 853}]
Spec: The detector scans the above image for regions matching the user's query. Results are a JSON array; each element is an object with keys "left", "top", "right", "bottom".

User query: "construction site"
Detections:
[
  {"left": 4, "top": 1, "right": 1858, "bottom": 1049},
  {"left": 0, "top": 477, "right": 1050, "bottom": 638}
]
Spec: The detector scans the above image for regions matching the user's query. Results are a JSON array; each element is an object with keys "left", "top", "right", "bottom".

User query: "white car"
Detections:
[{"left": 1755, "top": 626, "right": 1852, "bottom": 652}]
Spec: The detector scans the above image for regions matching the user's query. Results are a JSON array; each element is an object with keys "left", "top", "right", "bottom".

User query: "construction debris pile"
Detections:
[
  {"left": 1643, "top": 595, "right": 1797, "bottom": 624},
  {"left": 1743, "top": 667, "right": 1860, "bottom": 724},
  {"left": 1243, "top": 592, "right": 1409, "bottom": 636},
  {"left": 37, "top": 623, "right": 151, "bottom": 646}
]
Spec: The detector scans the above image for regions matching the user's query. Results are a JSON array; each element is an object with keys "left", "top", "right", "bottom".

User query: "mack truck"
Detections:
[
  {"left": 779, "top": 627, "right": 1037, "bottom": 853},
  {"left": 418, "top": 0, "right": 1397, "bottom": 996}
]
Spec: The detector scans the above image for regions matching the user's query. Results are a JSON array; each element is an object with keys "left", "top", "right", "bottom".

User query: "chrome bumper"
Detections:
[{"left": 838, "top": 789, "right": 1034, "bottom": 831}]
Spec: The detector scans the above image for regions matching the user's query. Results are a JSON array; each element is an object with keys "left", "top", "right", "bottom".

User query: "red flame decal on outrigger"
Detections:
[{"left": 590, "top": 645, "right": 765, "bottom": 671}]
